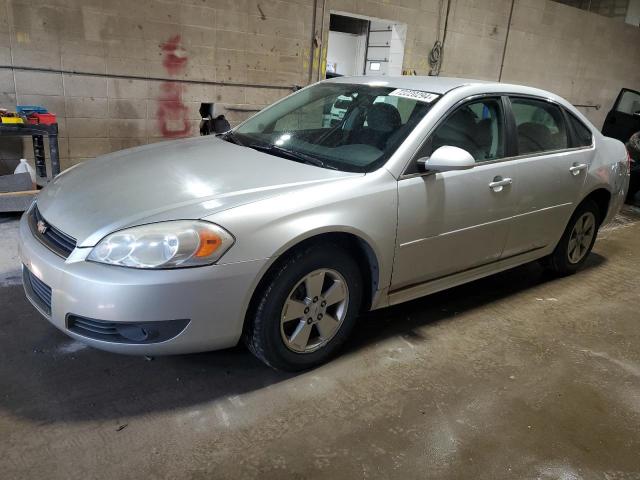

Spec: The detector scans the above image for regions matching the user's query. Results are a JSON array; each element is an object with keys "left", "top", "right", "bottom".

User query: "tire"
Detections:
[
  {"left": 245, "top": 243, "right": 363, "bottom": 371},
  {"left": 543, "top": 199, "right": 600, "bottom": 276}
]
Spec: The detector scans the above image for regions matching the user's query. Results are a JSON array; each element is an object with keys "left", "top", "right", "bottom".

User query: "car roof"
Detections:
[
  {"left": 322, "top": 75, "right": 567, "bottom": 100},
  {"left": 323, "top": 76, "right": 492, "bottom": 94},
  {"left": 322, "top": 75, "right": 580, "bottom": 114}
]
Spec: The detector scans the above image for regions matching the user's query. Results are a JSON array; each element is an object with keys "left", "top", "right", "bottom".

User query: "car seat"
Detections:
[
  {"left": 474, "top": 118, "right": 493, "bottom": 160},
  {"left": 432, "top": 108, "right": 481, "bottom": 159},
  {"left": 517, "top": 122, "right": 552, "bottom": 154},
  {"left": 355, "top": 103, "right": 402, "bottom": 150}
]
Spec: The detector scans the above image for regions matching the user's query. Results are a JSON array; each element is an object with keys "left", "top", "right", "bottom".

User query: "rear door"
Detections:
[
  {"left": 501, "top": 97, "right": 593, "bottom": 257},
  {"left": 602, "top": 88, "right": 640, "bottom": 142}
]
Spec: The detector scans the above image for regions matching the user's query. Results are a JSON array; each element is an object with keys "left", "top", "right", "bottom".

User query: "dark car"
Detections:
[{"left": 602, "top": 88, "right": 640, "bottom": 202}]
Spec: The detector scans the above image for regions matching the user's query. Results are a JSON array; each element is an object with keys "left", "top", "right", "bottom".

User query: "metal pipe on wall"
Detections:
[
  {"left": 498, "top": 0, "right": 515, "bottom": 82},
  {"left": 0, "top": 65, "right": 295, "bottom": 91}
]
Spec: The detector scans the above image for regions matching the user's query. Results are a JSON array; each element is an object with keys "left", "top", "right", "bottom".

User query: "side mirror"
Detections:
[{"left": 417, "top": 146, "right": 475, "bottom": 173}]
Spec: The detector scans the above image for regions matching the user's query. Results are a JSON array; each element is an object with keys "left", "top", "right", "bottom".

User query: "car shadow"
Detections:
[
  {"left": 0, "top": 253, "right": 606, "bottom": 424},
  {"left": 346, "top": 253, "right": 606, "bottom": 350}
]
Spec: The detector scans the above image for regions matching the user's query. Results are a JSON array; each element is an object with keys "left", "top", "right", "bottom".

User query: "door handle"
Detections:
[
  {"left": 489, "top": 176, "right": 512, "bottom": 192},
  {"left": 569, "top": 163, "right": 588, "bottom": 176}
]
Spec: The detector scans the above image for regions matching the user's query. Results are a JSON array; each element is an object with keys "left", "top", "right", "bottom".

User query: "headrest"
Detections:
[{"left": 367, "top": 103, "right": 402, "bottom": 132}]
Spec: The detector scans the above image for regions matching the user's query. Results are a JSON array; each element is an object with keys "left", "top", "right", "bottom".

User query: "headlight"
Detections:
[{"left": 88, "top": 221, "right": 234, "bottom": 269}]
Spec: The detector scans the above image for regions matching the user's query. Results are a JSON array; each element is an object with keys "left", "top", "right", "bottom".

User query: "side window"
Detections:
[
  {"left": 615, "top": 89, "right": 640, "bottom": 115},
  {"left": 417, "top": 98, "right": 505, "bottom": 163},
  {"left": 567, "top": 113, "right": 593, "bottom": 147},
  {"left": 510, "top": 97, "right": 568, "bottom": 154}
]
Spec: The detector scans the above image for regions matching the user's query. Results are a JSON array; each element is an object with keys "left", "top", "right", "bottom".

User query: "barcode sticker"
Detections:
[{"left": 389, "top": 89, "right": 440, "bottom": 103}]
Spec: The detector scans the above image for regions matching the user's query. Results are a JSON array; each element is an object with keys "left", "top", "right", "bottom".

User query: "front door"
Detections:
[{"left": 391, "top": 96, "right": 517, "bottom": 290}]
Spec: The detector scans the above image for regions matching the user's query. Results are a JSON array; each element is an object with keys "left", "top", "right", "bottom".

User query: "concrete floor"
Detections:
[{"left": 1, "top": 208, "right": 640, "bottom": 480}]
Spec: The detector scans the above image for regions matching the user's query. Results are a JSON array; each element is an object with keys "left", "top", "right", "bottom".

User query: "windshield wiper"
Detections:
[
  {"left": 218, "top": 130, "right": 244, "bottom": 146},
  {"left": 248, "top": 143, "right": 337, "bottom": 170}
]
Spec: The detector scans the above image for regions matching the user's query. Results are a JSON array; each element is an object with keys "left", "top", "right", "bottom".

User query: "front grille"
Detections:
[
  {"left": 67, "top": 315, "right": 190, "bottom": 344},
  {"left": 23, "top": 266, "right": 52, "bottom": 315},
  {"left": 28, "top": 205, "right": 77, "bottom": 258}
]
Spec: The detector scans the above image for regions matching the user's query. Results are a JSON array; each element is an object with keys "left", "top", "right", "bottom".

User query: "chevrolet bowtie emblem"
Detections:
[{"left": 37, "top": 220, "right": 47, "bottom": 235}]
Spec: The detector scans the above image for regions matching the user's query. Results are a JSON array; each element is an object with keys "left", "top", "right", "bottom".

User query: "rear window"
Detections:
[
  {"left": 567, "top": 113, "right": 593, "bottom": 147},
  {"left": 510, "top": 97, "right": 568, "bottom": 155}
]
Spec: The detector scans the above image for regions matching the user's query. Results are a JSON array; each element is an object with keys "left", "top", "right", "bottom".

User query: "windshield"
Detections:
[{"left": 231, "top": 83, "right": 439, "bottom": 172}]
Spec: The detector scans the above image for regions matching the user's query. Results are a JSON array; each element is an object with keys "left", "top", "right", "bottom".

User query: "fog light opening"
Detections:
[{"left": 116, "top": 325, "right": 150, "bottom": 342}]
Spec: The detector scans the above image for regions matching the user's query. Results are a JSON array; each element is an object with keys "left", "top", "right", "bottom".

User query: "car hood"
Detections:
[{"left": 37, "top": 136, "right": 358, "bottom": 247}]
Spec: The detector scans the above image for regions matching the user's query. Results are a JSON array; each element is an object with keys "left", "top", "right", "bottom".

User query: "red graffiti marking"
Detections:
[
  {"left": 160, "top": 35, "right": 188, "bottom": 75},
  {"left": 157, "top": 83, "right": 191, "bottom": 138},
  {"left": 157, "top": 35, "right": 191, "bottom": 138}
]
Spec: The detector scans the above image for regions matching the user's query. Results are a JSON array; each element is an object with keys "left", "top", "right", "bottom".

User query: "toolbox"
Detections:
[
  {"left": 17, "top": 105, "right": 48, "bottom": 115},
  {"left": 27, "top": 112, "right": 57, "bottom": 125}
]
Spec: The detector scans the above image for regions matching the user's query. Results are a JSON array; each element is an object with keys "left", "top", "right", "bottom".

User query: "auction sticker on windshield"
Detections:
[{"left": 389, "top": 89, "right": 440, "bottom": 103}]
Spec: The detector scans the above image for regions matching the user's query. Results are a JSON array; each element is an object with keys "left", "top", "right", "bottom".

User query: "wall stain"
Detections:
[{"left": 157, "top": 35, "right": 191, "bottom": 138}]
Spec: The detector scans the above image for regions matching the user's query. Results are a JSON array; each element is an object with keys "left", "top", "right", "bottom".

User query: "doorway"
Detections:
[{"left": 325, "top": 12, "right": 407, "bottom": 78}]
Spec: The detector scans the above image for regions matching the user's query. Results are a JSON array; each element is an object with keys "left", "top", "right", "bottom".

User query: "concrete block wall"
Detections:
[
  {"left": 0, "top": 0, "right": 639, "bottom": 172},
  {"left": 0, "top": 0, "right": 309, "bottom": 172},
  {"left": 500, "top": 0, "right": 640, "bottom": 127},
  {"left": 325, "top": 0, "right": 640, "bottom": 126}
]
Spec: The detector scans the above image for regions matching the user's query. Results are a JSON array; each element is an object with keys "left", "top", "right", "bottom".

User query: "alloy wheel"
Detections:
[
  {"left": 280, "top": 268, "right": 349, "bottom": 353},
  {"left": 567, "top": 212, "right": 596, "bottom": 264}
]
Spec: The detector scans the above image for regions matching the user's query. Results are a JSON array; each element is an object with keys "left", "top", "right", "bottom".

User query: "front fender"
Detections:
[{"left": 206, "top": 170, "right": 398, "bottom": 303}]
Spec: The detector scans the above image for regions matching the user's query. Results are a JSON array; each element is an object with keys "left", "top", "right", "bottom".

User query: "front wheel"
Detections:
[
  {"left": 245, "top": 243, "right": 363, "bottom": 371},
  {"left": 543, "top": 199, "right": 600, "bottom": 276}
]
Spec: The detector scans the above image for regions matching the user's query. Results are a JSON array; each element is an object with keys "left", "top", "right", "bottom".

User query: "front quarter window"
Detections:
[
  {"left": 232, "top": 83, "right": 438, "bottom": 172},
  {"left": 415, "top": 97, "right": 505, "bottom": 167}
]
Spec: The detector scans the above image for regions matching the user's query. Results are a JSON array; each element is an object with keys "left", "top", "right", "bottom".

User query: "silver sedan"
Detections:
[{"left": 19, "top": 76, "right": 630, "bottom": 370}]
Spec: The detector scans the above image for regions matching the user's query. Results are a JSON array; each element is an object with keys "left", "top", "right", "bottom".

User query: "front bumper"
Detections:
[{"left": 18, "top": 212, "right": 268, "bottom": 355}]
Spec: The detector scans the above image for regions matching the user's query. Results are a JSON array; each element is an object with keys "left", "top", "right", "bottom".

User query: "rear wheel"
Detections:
[
  {"left": 245, "top": 243, "right": 363, "bottom": 371},
  {"left": 543, "top": 200, "right": 600, "bottom": 276}
]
